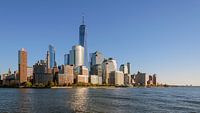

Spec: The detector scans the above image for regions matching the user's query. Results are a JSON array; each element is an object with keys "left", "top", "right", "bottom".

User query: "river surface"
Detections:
[{"left": 0, "top": 87, "right": 200, "bottom": 113}]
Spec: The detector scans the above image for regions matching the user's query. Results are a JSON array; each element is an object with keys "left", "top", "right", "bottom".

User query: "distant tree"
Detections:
[
  {"left": 38, "top": 83, "right": 45, "bottom": 88},
  {"left": 25, "top": 82, "right": 32, "bottom": 88},
  {"left": 47, "top": 81, "right": 55, "bottom": 87}
]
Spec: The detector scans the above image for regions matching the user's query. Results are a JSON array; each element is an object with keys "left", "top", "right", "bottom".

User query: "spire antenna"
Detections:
[{"left": 82, "top": 15, "right": 85, "bottom": 25}]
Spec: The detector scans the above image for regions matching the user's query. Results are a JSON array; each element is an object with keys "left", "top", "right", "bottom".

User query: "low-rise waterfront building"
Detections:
[
  {"left": 74, "top": 66, "right": 89, "bottom": 84},
  {"left": 146, "top": 74, "right": 157, "bottom": 86},
  {"left": 109, "top": 71, "right": 124, "bottom": 86},
  {"left": 58, "top": 74, "right": 67, "bottom": 86},
  {"left": 27, "top": 67, "right": 33, "bottom": 83},
  {"left": 65, "top": 65, "right": 74, "bottom": 85},
  {"left": 57, "top": 65, "right": 74, "bottom": 85},
  {"left": 33, "top": 60, "right": 53, "bottom": 85},
  {"left": 90, "top": 75, "right": 99, "bottom": 85},
  {"left": 98, "top": 76, "right": 102, "bottom": 85},
  {"left": 77, "top": 75, "right": 89, "bottom": 84},
  {"left": 134, "top": 72, "right": 147, "bottom": 86},
  {"left": 90, "top": 75, "right": 103, "bottom": 85},
  {"left": 124, "top": 74, "right": 131, "bottom": 85}
]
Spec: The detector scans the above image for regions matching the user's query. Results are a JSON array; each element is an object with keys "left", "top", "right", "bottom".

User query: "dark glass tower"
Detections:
[{"left": 79, "top": 16, "right": 88, "bottom": 67}]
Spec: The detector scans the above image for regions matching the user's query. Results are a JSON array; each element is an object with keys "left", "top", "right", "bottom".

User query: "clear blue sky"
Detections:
[{"left": 0, "top": 0, "right": 200, "bottom": 86}]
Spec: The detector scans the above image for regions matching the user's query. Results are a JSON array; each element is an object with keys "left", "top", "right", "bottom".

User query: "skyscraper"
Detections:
[
  {"left": 90, "top": 51, "right": 104, "bottom": 76},
  {"left": 73, "top": 45, "right": 84, "bottom": 66},
  {"left": 18, "top": 48, "right": 27, "bottom": 83},
  {"left": 68, "top": 45, "right": 85, "bottom": 67},
  {"left": 91, "top": 51, "right": 104, "bottom": 66},
  {"left": 46, "top": 51, "right": 50, "bottom": 69},
  {"left": 120, "top": 64, "right": 128, "bottom": 74},
  {"left": 69, "top": 50, "right": 75, "bottom": 65},
  {"left": 49, "top": 45, "right": 56, "bottom": 68},
  {"left": 79, "top": 16, "right": 88, "bottom": 67},
  {"left": 64, "top": 54, "right": 70, "bottom": 65},
  {"left": 102, "top": 58, "right": 117, "bottom": 84},
  {"left": 127, "top": 62, "right": 131, "bottom": 74},
  {"left": 153, "top": 74, "right": 157, "bottom": 86}
]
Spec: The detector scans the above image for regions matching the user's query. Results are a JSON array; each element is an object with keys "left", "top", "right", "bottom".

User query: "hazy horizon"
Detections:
[{"left": 0, "top": 0, "right": 200, "bottom": 86}]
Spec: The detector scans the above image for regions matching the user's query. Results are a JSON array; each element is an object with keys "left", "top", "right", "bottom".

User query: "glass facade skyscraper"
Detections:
[
  {"left": 91, "top": 51, "right": 104, "bottom": 66},
  {"left": 49, "top": 45, "right": 56, "bottom": 68},
  {"left": 64, "top": 54, "right": 70, "bottom": 65},
  {"left": 79, "top": 16, "right": 88, "bottom": 67}
]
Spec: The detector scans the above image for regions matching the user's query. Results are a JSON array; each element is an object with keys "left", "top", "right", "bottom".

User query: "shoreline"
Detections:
[{"left": 0, "top": 85, "right": 199, "bottom": 89}]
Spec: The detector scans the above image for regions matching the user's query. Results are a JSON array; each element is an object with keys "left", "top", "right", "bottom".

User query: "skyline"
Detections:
[{"left": 0, "top": 0, "right": 200, "bottom": 86}]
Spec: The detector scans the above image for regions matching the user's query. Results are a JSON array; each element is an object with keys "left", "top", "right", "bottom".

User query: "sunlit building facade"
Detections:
[
  {"left": 18, "top": 48, "right": 28, "bottom": 83},
  {"left": 110, "top": 71, "right": 124, "bottom": 86},
  {"left": 68, "top": 45, "right": 84, "bottom": 67},
  {"left": 102, "top": 58, "right": 117, "bottom": 84}
]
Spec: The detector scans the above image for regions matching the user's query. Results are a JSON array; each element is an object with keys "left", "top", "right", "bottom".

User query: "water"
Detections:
[{"left": 0, "top": 87, "right": 200, "bottom": 113}]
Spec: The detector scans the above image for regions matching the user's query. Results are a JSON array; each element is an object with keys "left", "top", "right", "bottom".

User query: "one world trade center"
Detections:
[{"left": 79, "top": 16, "right": 88, "bottom": 67}]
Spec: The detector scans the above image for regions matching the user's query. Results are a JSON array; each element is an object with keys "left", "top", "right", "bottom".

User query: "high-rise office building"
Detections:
[
  {"left": 69, "top": 45, "right": 84, "bottom": 67},
  {"left": 79, "top": 16, "right": 88, "bottom": 67},
  {"left": 153, "top": 74, "right": 157, "bottom": 86},
  {"left": 120, "top": 64, "right": 128, "bottom": 74},
  {"left": 46, "top": 51, "right": 50, "bottom": 69},
  {"left": 90, "top": 51, "right": 104, "bottom": 76},
  {"left": 49, "top": 45, "right": 56, "bottom": 68},
  {"left": 91, "top": 64, "right": 103, "bottom": 77},
  {"left": 18, "top": 48, "right": 27, "bottom": 83},
  {"left": 102, "top": 58, "right": 117, "bottom": 84},
  {"left": 91, "top": 51, "right": 104, "bottom": 66},
  {"left": 64, "top": 54, "right": 70, "bottom": 65},
  {"left": 110, "top": 71, "right": 124, "bottom": 86},
  {"left": 74, "top": 45, "right": 85, "bottom": 66},
  {"left": 127, "top": 62, "right": 131, "bottom": 74},
  {"left": 69, "top": 50, "right": 75, "bottom": 65}
]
